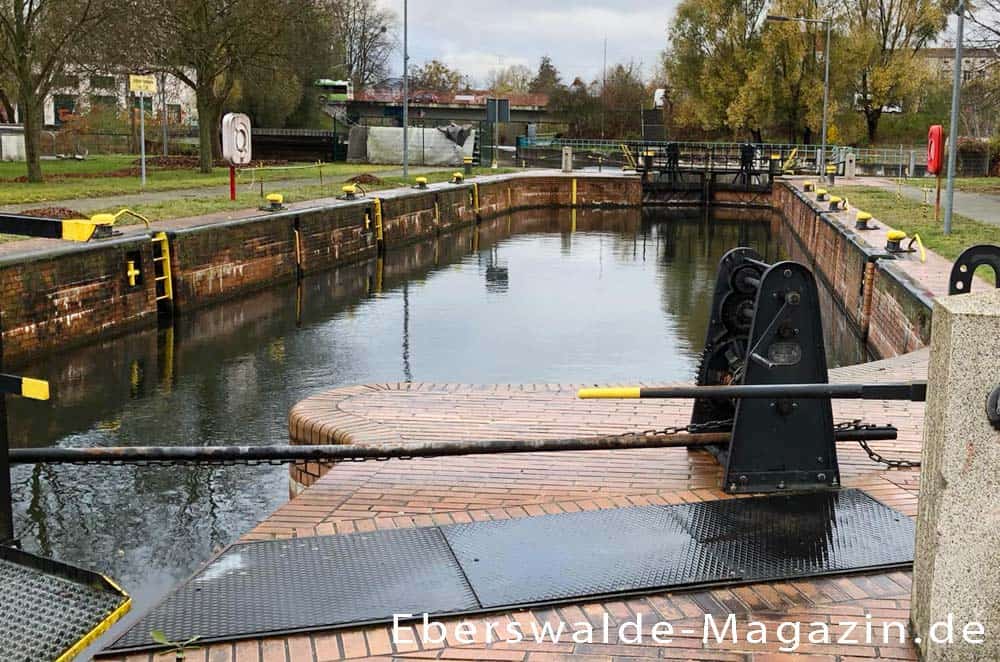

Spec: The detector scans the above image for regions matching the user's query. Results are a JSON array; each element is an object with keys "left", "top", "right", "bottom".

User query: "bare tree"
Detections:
[
  {"left": 0, "top": 0, "right": 117, "bottom": 181},
  {"left": 325, "top": 0, "right": 397, "bottom": 88},
  {"left": 138, "top": 0, "right": 309, "bottom": 172},
  {"left": 486, "top": 64, "right": 533, "bottom": 95}
]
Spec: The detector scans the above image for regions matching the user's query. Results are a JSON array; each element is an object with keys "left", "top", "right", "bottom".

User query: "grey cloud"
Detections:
[{"left": 377, "top": 0, "right": 680, "bottom": 84}]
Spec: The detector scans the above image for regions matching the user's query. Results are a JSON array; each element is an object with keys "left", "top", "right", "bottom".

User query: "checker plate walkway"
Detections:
[{"left": 109, "top": 490, "right": 913, "bottom": 653}]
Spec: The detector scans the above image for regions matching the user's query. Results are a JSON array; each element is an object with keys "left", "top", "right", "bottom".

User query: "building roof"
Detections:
[
  {"left": 355, "top": 89, "right": 549, "bottom": 108},
  {"left": 922, "top": 47, "right": 998, "bottom": 59}
]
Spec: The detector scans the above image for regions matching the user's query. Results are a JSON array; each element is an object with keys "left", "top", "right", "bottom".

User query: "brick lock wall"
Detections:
[
  {"left": 378, "top": 190, "right": 442, "bottom": 247},
  {"left": 169, "top": 216, "right": 298, "bottom": 311},
  {"left": 775, "top": 183, "right": 932, "bottom": 358},
  {"left": 0, "top": 238, "right": 158, "bottom": 364},
  {"left": 296, "top": 203, "right": 376, "bottom": 275},
  {"left": 434, "top": 186, "right": 478, "bottom": 226},
  {"left": 867, "top": 263, "right": 933, "bottom": 358}
]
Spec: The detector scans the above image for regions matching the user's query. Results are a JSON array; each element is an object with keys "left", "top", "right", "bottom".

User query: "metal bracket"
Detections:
[
  {"left": 987, "top": 386, "right": 1000, "bottom": 431},
  {"left": 949, "top": 244, "right": 1000, "bottom": 295}
]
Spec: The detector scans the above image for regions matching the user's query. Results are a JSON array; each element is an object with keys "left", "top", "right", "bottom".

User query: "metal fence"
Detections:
[{"left": 515, "top": 137, "right": 991, "bottom": 178}]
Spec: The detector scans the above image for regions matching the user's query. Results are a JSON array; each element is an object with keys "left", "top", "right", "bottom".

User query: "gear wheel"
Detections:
[
  {"left": 730, "top": 264, "right": 763, "bottom": 294},
  {"left": 720, "top": 292, "right": 755, "bottom": 334},
  {"left": 692, "top": 337, "right": 747, "bottom": 423}
]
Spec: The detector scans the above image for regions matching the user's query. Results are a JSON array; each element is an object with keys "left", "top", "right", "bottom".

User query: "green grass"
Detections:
[
  {"left": 894, "top": 177, "right": 1000, "bottom": 194},
  {"left": 0, "top": 156, "right": 396, "bottom": 206},
  {"left": 936, "top": 177, "right": 1000, "bottom": 194},
  {"left": 89, "top": 167, "right": 519, "bottom": 227},
  {"left": 830, "top": 185, "right": 1000, "bottom": 261}
]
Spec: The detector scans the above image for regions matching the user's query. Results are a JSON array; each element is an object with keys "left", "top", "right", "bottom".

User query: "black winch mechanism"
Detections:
[
  {"left": 697, "top": 248, "right": 844, "bottom": 492},
  {"left": 580, "top": 247, "right": 926, "bottom": 494}
]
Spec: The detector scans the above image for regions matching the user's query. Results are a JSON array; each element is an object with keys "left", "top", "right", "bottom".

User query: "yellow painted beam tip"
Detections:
[
  {"left": 21, "top": 377, "right": 50, "bottom": 401},
  {"left": 577, "top": 387, "right": 641, "bottom": 399}
]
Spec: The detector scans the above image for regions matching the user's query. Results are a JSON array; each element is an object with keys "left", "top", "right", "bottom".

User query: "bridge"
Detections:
[{"left": 330, "top": 89, "right": 551, "bottom": 125}]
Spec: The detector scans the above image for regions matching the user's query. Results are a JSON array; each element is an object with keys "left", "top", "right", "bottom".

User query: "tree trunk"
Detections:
[
  {"left": 21, "top": 94, "right": 44, "bottom": 183},
  {"left": 865, "top": 109, "right": 881, "bottom": 143},
  {"left": 209, "top": 102, "right": 223, "bottom": 161},
  {"left": 0, "top": 89, "right": 14, "bottom": 124},
  {"left": 196, "top": 92, "right": 214, "bottom": 173}
]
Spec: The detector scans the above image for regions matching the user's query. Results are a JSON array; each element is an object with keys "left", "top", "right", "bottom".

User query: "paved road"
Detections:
[
  {"left": 866, "top": 177, "right": 1000, "bottom": 227},
  {"left": 0, "top": 166, "right": 439, "bottom": 215}
]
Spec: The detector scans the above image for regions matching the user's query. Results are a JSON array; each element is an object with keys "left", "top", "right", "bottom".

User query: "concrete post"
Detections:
[
  {"left": 844, "top": 152, "right": 856, "bottom": 179},
  {"left": 561, "top": 146, "right": 573, "bottom": 173},
  {"left": 912, "top": 288, "right": 1000, "bottom": 661}
]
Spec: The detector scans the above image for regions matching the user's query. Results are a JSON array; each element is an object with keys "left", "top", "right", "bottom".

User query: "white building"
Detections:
[
  {"left": 922, "top": 47, "right": 998, "bottom": 82},
  {"left": 38, "top": 70, "right": 198, "bottom": 128}
]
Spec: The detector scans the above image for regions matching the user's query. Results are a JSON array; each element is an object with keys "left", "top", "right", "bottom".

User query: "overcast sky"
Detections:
[{"left": 376, "top": 0, "right": 682, "bottom": 86}]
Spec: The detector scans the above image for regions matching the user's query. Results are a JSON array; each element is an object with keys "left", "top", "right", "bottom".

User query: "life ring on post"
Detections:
[{"left": 927, "top": 125, "right": 944, "bottom": 175}]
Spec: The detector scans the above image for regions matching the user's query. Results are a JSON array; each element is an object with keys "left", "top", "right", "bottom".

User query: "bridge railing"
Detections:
[{"left": 516, "top": 137, "right": 935, "bottom": 175}]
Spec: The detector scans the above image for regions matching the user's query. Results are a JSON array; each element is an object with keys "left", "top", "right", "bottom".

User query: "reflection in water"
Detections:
[{"left": 7, "top": 207, "right": 865, "bottom": 646}]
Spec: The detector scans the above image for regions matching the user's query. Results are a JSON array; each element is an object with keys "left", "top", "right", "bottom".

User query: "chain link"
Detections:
[
  {"left": 835, "top": 419, "right": 921, "bottom": 469},
  {"left": 614, "top": 418, "right": 735, "bottom": 440}
]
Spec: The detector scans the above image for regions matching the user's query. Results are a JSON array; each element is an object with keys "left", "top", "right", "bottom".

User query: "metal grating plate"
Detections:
[
  {"left": 111, "top": 526, "right": 478, "bottom": 651},
  {"left": 1, "top": 547, "right": 129, "bottom": 662},
  {"left": 446, "top": 489, "right": 914, "bottom": 607},
  {"left": 109, "top": 489, "right": 914, "bottom": 652}
]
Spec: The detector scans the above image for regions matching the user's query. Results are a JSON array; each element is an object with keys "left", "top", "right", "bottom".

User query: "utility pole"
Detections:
[
  {"left": 402, "top": 0, "right": 409, "bottom": 177},
  {"left": 160, "top": 73, "right": 168, "bottom": 157},
  {"left": 601, "top": 36, "right": 607, "bottom": 140},
  {"left": 944, "top": 0, "right": 965, "bottom": 236},
  {"left": 819, "top": 18, "right": 831, "bottom": 175}
]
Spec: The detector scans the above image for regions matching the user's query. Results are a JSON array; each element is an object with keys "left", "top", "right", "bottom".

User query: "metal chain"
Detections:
[
  {"left": 35, "top": 418, "right": 919, "bottom": 468},
  {"left": 835, "top": 419, "right": 921, "bottom": 469},
  {"left": 614, "top": 418, "right": 735, "bottom": 439}
]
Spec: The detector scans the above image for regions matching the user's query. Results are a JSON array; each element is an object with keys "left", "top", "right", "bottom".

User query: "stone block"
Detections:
[{"left": 912, "top": 288, "right": 1000, "bottom": 660}]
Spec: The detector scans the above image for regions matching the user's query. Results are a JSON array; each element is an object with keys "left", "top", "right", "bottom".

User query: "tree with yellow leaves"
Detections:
[{"left": 839, "top": 0, "right": 946, "bottom": 142}]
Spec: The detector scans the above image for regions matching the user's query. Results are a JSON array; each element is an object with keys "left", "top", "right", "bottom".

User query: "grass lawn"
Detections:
[
  {"left": 897, "top": 177, "right": 1000, "bottom": 194},
  {"left": 0, "top": 155, "right": 396, "bottom": 205},
  {"left": 830, "top": 185, "right": 1000, "bottom": 261},
  {"left": 88, "top": 167, "right": 518, "bottom": 227}
]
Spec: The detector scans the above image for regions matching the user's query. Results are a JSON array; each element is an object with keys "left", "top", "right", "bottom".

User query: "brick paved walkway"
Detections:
[{"left": 101, "top": 350, "right": 929, "bottom": 662}]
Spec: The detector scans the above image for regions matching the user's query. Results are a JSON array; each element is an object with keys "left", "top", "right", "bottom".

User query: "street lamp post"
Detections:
[
  {"left": 402, "top": 0, "right": 409, "bottom": 177},
  {"left": 766, "top": 14, "right": 832, "bottom": 174},
  {"left": 943, "top": 0, "right": 966, "bottom": 236}
]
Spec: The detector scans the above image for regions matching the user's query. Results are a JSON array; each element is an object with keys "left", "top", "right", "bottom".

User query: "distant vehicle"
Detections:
[
  {"left": 853, "top": 93, "right": 902, "bottom": 114},
  {"left": 411, "top": 92, "right": 440, "bottom": 104},
  {"left": 454, "top": 94, "right": 477, "bottom": 103},
  {"left": 315, "top": 79, "right": 354, "bottom": 103},
  {"left": 653, "top": 88, "right": 666, "bottom": 109}
]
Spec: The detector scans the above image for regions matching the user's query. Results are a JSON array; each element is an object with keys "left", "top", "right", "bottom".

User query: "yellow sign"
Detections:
[{"left": 128, "top": 74, "right": 157, "bottom": 94}]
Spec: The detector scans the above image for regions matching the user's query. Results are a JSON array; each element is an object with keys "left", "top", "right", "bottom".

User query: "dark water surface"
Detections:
[{"left": 7, "top": 207, "right": 866, "bottom": 650}]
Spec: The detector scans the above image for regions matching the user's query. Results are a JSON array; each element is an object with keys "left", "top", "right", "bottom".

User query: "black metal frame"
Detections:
[
  {"left": 692, "top": 249, "right": 842, "bottom": 493},
  {"left": 949, "top": 244, "right": 1000, "bottom": 294}
]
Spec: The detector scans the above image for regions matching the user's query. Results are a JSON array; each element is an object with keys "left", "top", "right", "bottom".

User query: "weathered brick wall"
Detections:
[
  {"left": 0, "top": 237, "right": 158, "bottom": 365},
  {"left": 378, "top": 190, "right": 442, "bottom": 246},
  {"left": 168, "top": 215, "right": 298, "bottom": 311},
  {"left": 296, "top": 203, "right": 375, "bottom": 274},
  {"left": 867, "top": 262, "right": 934, "bottom": 358},
  {"left": 435, "top": 186, "right": 478, "bottom": 226},
  {"left": 775, "top": 183, "right": 932, "bottom": 358}
]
